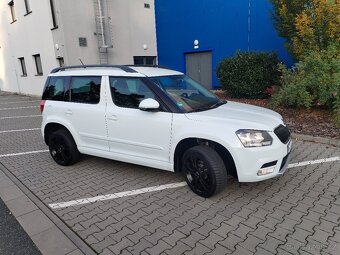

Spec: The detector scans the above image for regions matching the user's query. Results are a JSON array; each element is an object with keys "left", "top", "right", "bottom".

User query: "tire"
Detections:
[
  {"left": 182, "top": 145, "right": 227, "bottom": 198},
  {"left": 48, "top": 129, "right": 80, "bottom": 166}
]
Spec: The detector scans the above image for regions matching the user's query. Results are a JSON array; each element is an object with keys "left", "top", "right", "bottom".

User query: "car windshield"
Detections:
[{"left": 149, "top": 75, "right": 225, "bottom": 113}]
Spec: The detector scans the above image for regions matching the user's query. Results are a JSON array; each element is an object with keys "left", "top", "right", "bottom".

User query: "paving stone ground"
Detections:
[{"left": 0, "top": 93, "right": 339, "bottom": 255}]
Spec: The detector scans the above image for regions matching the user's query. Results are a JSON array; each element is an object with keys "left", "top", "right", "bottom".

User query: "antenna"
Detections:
[{"left": 79, "top": 59, "right": 85, "bottom": 67}]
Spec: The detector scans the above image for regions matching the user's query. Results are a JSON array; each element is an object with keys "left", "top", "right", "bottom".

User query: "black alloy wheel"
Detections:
[
  {"left": 183, "top": 145, "right": 227, "bottom": 198},
  {"left": 48, "top": 129, "right": 80, "bottom": 166}
]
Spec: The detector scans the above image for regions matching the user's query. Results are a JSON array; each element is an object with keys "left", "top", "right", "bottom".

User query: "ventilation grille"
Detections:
[{"left": 79, "top": 37, "right": 88, "bottom": 47}]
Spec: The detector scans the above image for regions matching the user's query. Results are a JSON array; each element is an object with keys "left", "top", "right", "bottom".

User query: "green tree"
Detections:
[{"left": 270, "top": 0, "right": 340, "bottom": 59}]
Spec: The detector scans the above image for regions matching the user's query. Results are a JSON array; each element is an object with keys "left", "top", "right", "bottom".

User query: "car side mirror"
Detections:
[{"left": 139, "top": 98, "right": 160, "bottom": 112}]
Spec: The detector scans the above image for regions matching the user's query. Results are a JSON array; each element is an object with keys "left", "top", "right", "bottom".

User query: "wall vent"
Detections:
[{"left": 79, "top": 37, "right": 88, "bottom": 47}]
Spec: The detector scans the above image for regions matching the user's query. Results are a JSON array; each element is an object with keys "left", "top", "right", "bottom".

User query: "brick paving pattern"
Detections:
[{"left": 0, "top": 93, "right": 339, "bottom": 254}]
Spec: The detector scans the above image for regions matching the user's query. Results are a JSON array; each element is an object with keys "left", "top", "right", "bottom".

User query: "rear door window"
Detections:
[
  {"left": 70, "top": 76, "right": 101, "bottom": 104},
  {"left": 42, "top": 76, "right": 66, "bottom": 101}
]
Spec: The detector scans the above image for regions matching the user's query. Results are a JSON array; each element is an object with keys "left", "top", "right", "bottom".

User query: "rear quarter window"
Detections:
[{"left": 42, "top": 76, "right": 66, "bottom": 101}]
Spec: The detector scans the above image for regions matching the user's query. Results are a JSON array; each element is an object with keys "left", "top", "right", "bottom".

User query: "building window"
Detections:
[
  {"left": 144, "top": 3, "right": 150, "bottom": 9},
  {"left": 24, "top": 0, "right": 31, "bottom": 14},
  {"left": 18, "top": 57, "right": 27, "bottom": 76},
  {"left": 50, "top": 0, "right": 58, "bottom": 28},
  {"left": 133, "top": 56, "right": 156, "bottom": 65},
  {"left": 57, "top": 57, "right": 64, "bottom": 67},
  {"left": 33, "top": 54, "right": 43, "bottom": 75},
  {"left": 8, "top": 1, "right": 16, "bottom": 23}
]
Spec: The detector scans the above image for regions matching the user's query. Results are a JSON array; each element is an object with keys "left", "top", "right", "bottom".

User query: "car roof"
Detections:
[
  {"left": 48, "top": 66, "right": 183, "bottom": 78},
  {"left": 128, "top": 66, "right": 183, "bottom": 77}
]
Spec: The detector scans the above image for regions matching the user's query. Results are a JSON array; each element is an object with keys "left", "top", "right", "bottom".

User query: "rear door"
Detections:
[{"left": 66, "top": 76, "right": 109, "bottom": 152}]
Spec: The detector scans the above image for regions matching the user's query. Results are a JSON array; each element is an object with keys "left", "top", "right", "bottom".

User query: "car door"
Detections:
[
  {"left": 66, "top": 75, "right": 109, "bottom": 152},
  {"left": 106, "top": 76, "right": 172, "bottom": 166}
]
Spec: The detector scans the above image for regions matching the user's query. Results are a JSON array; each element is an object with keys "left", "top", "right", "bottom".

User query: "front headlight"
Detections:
[{"left": 236, "top": 130, "right": 273, "bottom": 147}]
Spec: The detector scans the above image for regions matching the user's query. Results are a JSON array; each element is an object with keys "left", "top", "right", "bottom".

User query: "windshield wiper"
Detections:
[
  {"left": 209, "top": 101, "right": 227, "bottom": 109},
  {"left": 188, "top": 101, "right": 227, "bottom": 113}
]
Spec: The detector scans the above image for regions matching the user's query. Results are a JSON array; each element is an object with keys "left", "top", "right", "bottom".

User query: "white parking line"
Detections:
[
  {"left": 48, "top": 156, "right": 340, "bottom": 209},
  {"left": 0, "top": 128, "right": 40, "bottom": 134},
  {"left": 49, "top": 182, "right": 188, "bottom": 209},
  {"left": 0, "top": 100, "right": 40, "bottom": 105},
  {"left": 0, "top": 106, "right": 39, "bottom": 111},
  {"left": 287, "top": 157, "right": 340, "bottom": 168},
  {"left": 0, "top": 150, "right": 49, "bottom": 158},
  {"left": 0, "top": 115, "right": 41, "bottom": 120}
]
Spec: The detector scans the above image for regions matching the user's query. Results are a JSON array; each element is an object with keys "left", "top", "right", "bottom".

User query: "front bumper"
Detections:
[{"left": 232, "top": 138, "right": 292, "bottom": 182}]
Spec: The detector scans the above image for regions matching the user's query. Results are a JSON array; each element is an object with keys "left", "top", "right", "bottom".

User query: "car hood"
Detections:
[{"left": 185, "top": 101, "right": 283, "bottom": 131}]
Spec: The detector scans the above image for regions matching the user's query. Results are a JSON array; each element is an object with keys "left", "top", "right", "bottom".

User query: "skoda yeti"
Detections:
[{"left": 41, "top": 65, "right": 292, "bottom": 197}]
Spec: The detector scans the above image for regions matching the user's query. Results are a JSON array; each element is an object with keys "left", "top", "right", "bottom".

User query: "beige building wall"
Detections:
[
  {"left": 0, "top": 0, "right": 57, "bottom": 95},
  {"left": 107, "top": 0, "right": 158, "bottom": 63},
  {"left": 0, "top": 0, "right": 157, "bottom": 96}
]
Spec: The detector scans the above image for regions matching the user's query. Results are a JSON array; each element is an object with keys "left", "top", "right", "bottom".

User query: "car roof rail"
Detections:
[
  {"left": 50, "top": 64, "right": 138, "bottom": 74},
  {"left": 126, "top": 64, "right": 172, "bottom": 70}
]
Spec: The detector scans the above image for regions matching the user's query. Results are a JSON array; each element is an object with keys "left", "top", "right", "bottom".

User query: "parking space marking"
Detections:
[
  {"left": 0, "top": 115, "right": 41, "bottom": 120},
  {"left": 0, "top": 106, "right": 39, "bottom": 111},
  {"left": 0, "top": 128, "right": 40, "bottom": 134},
  {"left": 287, "top": 156, "right": 340, "bottom": 168},
  {"left": 0, "top": 100, "right": 40, "bottom": 105},
  {"left": 0, "top": 150, "right": 49, "bottom": 158},
  {"left": 49, "top": 182, "right": 188, "bottom": 209},
  {"left": 48, "top": 156, "right": 340, "bottom": 209}
]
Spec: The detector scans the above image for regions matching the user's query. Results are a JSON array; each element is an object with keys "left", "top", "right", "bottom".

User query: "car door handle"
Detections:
[
  {"left": 108, "top": 115, "right": 118, "bottom": 121},
  {"left": 65, "top": 110, "right": 73, "bottom": 115}
]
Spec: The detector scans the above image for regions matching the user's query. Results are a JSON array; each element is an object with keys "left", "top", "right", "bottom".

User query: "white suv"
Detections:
[{"left": 41, "top": 65, "right": 292, "bottom": 197}]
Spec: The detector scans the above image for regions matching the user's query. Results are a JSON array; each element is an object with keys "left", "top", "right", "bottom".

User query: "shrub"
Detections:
[
  {"left": 271, "top": 43, "right": 340, "bottom": 124},
  {"left": 216, "top": 51, "right": 280, "bottom": 98}
]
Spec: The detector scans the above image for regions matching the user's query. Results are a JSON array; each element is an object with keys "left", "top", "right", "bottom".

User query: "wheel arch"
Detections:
[
  {"left": 173, "top": 137, "right": 238, "bottom": 179},
  {"left": 44, "top": 122, "right": 75, "bottom": 146}
]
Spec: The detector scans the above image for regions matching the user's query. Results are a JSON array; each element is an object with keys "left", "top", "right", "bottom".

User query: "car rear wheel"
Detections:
[
  {"left": 182, "top": 145, "right": 227, "bottom": 198},
  {"left": 48, "top": 129, "right": 80, "bottom": 166}
]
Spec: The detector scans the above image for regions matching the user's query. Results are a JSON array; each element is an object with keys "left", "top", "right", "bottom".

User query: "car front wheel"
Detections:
[
  {"left": 182, "top": 145, "right": 227, "bottom": 198},
  {"left": 48, "top": 129, "right": 80, "bottom": 166}
]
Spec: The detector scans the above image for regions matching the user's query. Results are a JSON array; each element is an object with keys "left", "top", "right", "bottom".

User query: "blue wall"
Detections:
[{"left": 155, "top": 0, "right": 293, "bottom": 88}]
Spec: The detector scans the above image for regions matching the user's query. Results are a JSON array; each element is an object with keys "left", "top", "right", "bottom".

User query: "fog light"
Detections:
[{"left": 257, "top": 166, "right": 275, "bottom": 176}]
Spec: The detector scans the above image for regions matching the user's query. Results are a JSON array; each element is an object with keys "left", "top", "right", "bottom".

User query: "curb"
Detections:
[
  {"left": 0, "top": 162, "right": 97, "bottom": 255},
  {"left": 292, "top": 133, "right": 340, "bottom": 147}
]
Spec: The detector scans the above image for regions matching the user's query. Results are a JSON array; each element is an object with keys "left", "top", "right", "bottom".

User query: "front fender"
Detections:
[{"left": 170, "top": 114, "right": 242, "bottom": 167}]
